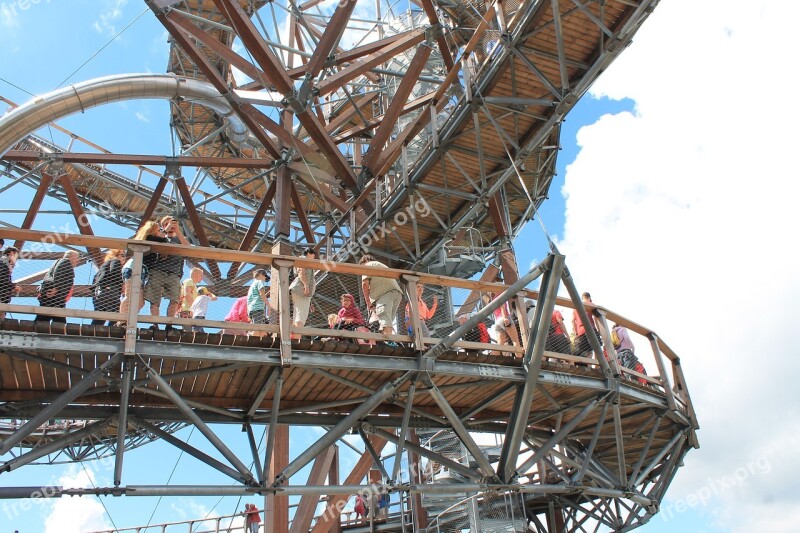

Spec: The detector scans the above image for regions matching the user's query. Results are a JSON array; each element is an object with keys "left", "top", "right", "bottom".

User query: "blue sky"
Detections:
[{"left": 3, "top": 1, "right": 799, "bottom": 532}]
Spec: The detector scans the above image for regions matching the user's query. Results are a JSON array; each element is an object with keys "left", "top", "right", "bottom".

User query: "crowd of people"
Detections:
[{"left": 0, "top": 235, "right": 649, "bottom": 380}]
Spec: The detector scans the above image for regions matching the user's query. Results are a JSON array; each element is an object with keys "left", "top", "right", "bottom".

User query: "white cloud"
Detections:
[
  {"left": 93, "top": 0, "right": 128, "bottom": 36},
  {"left": 43, "top": 465, "right": 111, "bottom": 533},
  {"left": 555, "top": 1, "right": 800, "bottom": 531},
  {"left": 134, "top": 111, "right": 149, "bottom": 123}
]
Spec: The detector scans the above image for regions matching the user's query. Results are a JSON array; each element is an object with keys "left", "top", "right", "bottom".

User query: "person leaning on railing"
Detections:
[
  {"left": 405, "top": 283, "right": 438, "bottom": 338},
  {"left": 190, "top": 286, "right": 217, "bottom": 333},
  {"left": 179, "top": 267, "right": 203, "bottom": 319},
  {"left": 359, "top": 254, "right": 402, "bottom": 340},
  {"left": 222, "top": 295, "right": 249, "bottom": 336},
  {"left": 144, "top": 215, "right": 188, "bottom": 331},
  {"left": 487, "top": 291, "right": 521, "bottom": 348},
  {"left": 91, "top": 249, "right": 125, "bottom": 326},
  {"left": 572, "top": 291, "right": 600, "bottom": 360},
  {"left": 612, "top": 323, "right": 648, "bottom": 384},
  {"left": 0, "top": 246, "right": 20, "bottom": 321},
  {"left": 545, "top": 308, "right": 571, "bottom": 355},
  {"left": 289, "top": 248, "right": 316, "bottom": 339},
  {"left": 336, "top": 293, "right": 365, "bottom": 330},
  {"left": 116, "top": 221, "right": 162, "bottom": 327},
  {"left": 246, "top": 268, "right": 270, "bottom": 337},
  {"left": 36, "top": 250, "right": 79, "bottom": 324}
]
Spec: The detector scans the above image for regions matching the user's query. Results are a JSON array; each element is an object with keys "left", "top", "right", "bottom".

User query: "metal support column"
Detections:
[{"left": 498, "top": 253, "right": 564, "bottom": 482}]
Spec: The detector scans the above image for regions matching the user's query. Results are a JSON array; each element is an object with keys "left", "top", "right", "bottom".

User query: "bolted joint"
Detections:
[
  {"left": 357, "top": 167, "right": 373, "bottom": 189},
  {"left": 425, "top": 23, "right": 444, "bottom": 42},
  {"left": 282, "top": 90, "right": 306, "bottom": 114}
]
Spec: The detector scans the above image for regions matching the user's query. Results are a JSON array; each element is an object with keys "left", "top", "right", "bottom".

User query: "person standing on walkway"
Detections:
[
  {"left": 246, "top": 268, "right": 270, "bottom": 337},
  {"left": 180, "top": 267, "right": 203, "bottom": 318},
  {"left": 36, "top": 250, "right": 80, "bottom": 323},
  {"left": 244, "top": 503, "right": 262, "bottom": 533},
  {"left": 0, "top": 246, "right": 19, "bottom": 321},
  {"left": 289, "top": 248, "right": 316, "bottom": 339},
  {"left": 190, "top": 286, "right": 217, "bottom": 332},
  {"left": 91, "top": 249, "right": 125, "bottom": 326},
  {"left": 144, "top": 215, "right": 188, "bottom": 330},
  {"left": 359, "top": 254, "right": 402, "bottom": 338}
]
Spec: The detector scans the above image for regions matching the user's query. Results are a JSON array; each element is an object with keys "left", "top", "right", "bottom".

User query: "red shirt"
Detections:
[
  {"left": 572, "top": 308, "right": 596, "bottom": 336},
  {"left": 550, "top": 310, "right": 565, "bottom": 335}
]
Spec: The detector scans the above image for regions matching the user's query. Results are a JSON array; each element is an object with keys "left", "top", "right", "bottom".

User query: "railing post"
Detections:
[
  {"left": 671, "top": 358, "right": 699, "bottom": 427},
  {"left": 402, "top": 275, "right": 425, "bottom": 350},
  {"left": 275, "top": 259, "right": 293, "bottom": 367},
  {"left": 595, "top": 311, "right": 622, "bottom": 377},
  {"left": 648, "top": 334, "right": 678, "bottom": 412},
  {"left": 514, "top": 293, "right": 531, "bottom": 352},
  {"left": 124, "top": 244, "right": 148, "bottom": 355}
]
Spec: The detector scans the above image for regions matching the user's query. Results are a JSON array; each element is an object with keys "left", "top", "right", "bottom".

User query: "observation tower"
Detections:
[{"left": 0, "top": 0, "right": 698, "bottom": 531}]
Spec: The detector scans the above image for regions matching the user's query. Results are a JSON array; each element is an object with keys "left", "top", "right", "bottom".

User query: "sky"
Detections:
[{"left": 1, "top": 0, "right": 799, "bottom": 532}]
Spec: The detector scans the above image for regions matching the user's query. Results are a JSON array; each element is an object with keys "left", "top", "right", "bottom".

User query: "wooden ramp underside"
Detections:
[{"left": 0, "top": 319, "right": 690, "bottom": 482}]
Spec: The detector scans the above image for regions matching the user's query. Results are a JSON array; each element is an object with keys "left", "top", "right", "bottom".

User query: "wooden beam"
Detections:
[
  {"left": 152, "top": 7, "right": 281, "bottom": 159},
  {"left": 362, "top": 44, "right": 433, "bottom": 173},
  {"left": 168, "top": 10, "right": 267, "bottom": 85},
  {"left": 174, "top": 176, "right": 221, "bottom": 280},
  {"left": 309, "top": 436, "right": 387, "bottom": 533},
  {"left": 304, "top": 0, "right": 358, "bottom": 78},
  {"left": 290, "top": 180, "right": 316, "bottom": 244},
  {"left": 288, "top": 446, "right": 336, "bottom": 533},
  {"left": 420, "top": 0, "right": 455, "bottom": 70},
  {"left": 295, "top": 110, "right": 358, "bottom": 189},
  {"left": 371, "top": 5, "right": 497, "bottom": 175},
  {"left": 13, "top": 172, "right": 52, "bottom": 250},
  {"left": 227, "top": 180, "right": 276, "bottom": 279},
  {"left": 237, "top": 103, "right": 332, "bottom": 172},
  {"left": 316, "top": 30, "right": 426, "bottom": 96},
  {"left": 211, "top": 0, "right": 294, "bottom": 94},
  {"left": 324, "top": 92, "right": 379, "bottom": 136},
  {"left": 239, "top": 30, "right": 408, "bottom": 89},
  {"left": 265, "top": 424, "right": 290, "bottom": 533},
  {"left": 58, "top": 174, "right": 105, "bottom": 267}
]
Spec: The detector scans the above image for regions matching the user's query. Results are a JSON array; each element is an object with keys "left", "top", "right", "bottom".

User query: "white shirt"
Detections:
[{"left": 190, "top": 295, "right": 211, "bottom": 318}]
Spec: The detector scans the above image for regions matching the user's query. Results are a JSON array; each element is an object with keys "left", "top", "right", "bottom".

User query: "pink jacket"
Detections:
[{"left": 224, "top": 296, "right": 249, "bottom": 323}]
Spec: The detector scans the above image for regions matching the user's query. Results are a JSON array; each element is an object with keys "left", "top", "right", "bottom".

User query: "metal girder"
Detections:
[
  {"left": 363, "top": 425, "right": 482, "bottom": 481},
  {"left": 0, "top": 419, "right": 113, "bottom": 473},
  {"left": 517, "top": 395, "right": 606, "bottom": 476},
  {"left": 498, "top": 253, "right": 564, "bottom": 482},
  {"left": 131, "top": 418, "right": 252, "bottom": 484},
  {"left": 271, "top": 371, "right": 412, "bottom": 487},
  {"left": 141, "top": 359, "right": 258, "bottom": 485},
  {"left": 0, "top": 354, "right": 121, "bottom": 455}
]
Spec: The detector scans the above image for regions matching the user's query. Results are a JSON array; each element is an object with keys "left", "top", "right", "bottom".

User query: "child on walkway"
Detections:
[{"left": 190, "top": 286, "right": 217, "bottom": 332}]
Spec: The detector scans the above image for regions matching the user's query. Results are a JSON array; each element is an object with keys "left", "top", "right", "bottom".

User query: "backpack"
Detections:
[{"left": 611, "top": 328, "right": 621, "bottom": 348}]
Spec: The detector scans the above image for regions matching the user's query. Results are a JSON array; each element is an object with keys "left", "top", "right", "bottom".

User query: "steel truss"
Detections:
[
  {"left": 0, "top": 0, "right": 693, "bottom": 529},
  {"left": 0, "top": 240, "right": 697, "bottom": 531}
]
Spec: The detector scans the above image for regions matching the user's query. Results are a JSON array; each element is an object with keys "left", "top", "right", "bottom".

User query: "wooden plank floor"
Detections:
[{"left": 0, "top": 318, "right": 688, "bottom": 479}]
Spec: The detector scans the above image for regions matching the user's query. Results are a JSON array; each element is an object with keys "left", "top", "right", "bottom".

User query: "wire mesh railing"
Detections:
[{"left": 0, "top": 227, "right": 694, "bottom": 420}]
